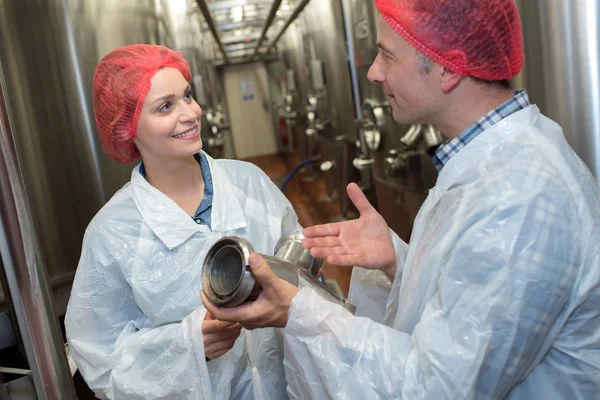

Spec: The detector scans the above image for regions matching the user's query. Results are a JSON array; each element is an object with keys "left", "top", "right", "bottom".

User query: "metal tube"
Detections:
[
  {"left": 0, "top": 63, "right": 77, "bottom": 397},
  {"left": 263, "top": 0, "right": 312, "bottom": 56},
  {"left": 399, "top": 124, "right": 423, "bottom": 149},
  {"left": 251, "top": 0, "right": 283, "bottom": 59},
  {"left": 422, "top": 125, "right": 444, "bottom": 155},
  {"left": 195, "top": 0, "right": 230, "bottom": 64},
  {"left": 202, "top": 235, "right": 356, "bottom": 313},
  {"left": 341, "top": 0, "right": 363, "bottom": 120}
]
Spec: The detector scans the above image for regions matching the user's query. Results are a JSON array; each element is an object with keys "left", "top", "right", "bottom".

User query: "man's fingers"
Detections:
[
  {"left": 326, "top": 254, "right": 358, "bottom": 267},
  {"left": 302, "top": 236, "right": 341, "bottom": 250},
  {"left": 201, "top": 291, "right": 219, "bottom": 316},
  {"left": 309, "top": 246, "right": 347, "bottom": 260},
  {"left": 346, "top": 182, "right": 375, "bottom": 216},
  {"left": 248, "top": 253, "right": 279, "bottom": 288},
  {"left": 302, "top": 222, "right": 341, "bottom": 239},
  {"left": 201, "top": 290, "right": 260, "bottom": 324}
]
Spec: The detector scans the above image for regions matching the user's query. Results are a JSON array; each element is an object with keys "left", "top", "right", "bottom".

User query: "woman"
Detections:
[{"left": 65, "top": 44, "right": 299, "bottom": 399}]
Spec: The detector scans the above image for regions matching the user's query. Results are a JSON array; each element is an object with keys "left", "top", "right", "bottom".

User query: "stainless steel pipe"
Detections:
[
  {"left": 423, "top": 125, "right": 444, "bottom": 155},
  {"left": 202, "top": 234, "right": 356, "bottom": 314},
  {"left": 0, "top": 60, "right": 77, "bottom": 399},
  {"left": 195, "top": 0, "right": 230, "bottom": 64}
]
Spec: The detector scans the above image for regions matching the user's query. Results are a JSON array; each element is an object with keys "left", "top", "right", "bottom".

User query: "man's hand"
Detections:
[
  {"left": 202, "top": 312, "right": 242, "bottom": 360},
  {"left": 302, "top": 182, "right": 397, "bottom": 280},
  {"left": 201, "top": 253, "right": 299, "bottom": 330}
]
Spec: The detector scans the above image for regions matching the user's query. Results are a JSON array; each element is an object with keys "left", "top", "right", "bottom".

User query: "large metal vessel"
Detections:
[{"left": 514, "top": 0, "right": 600, "bottom": 180}]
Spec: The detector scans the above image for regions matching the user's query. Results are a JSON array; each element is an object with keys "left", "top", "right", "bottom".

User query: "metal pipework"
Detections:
[
  {"left": 251, "top": 0, "right": 283, "bottom": 59},
  {"left": 384, "top": 149, "right": 422, "bottom": 179},
  {"left": 195, "top": 0, "right": 230, "bottom": 64},
  {"left": 353, "top": 99, "right": 386, "bottom": 191},
  {"left": 202, "top": 234, "right": 356, "bottom": 314},
  {"left": 399, "top": 124, "right": 423, "bottom": 149},
  {"left": 0, "top": 62, "right": 77, "bottom": 398},
  {"left": 264, "top": 0, "right": 312, "bottom": 57},
  {"left": 399, "top": 124, "right": 444, "bottom": 155},
  {"left": 357, "top": 99, "right": 385, "bottom": 156},
  {"left": 423, "top": 125, "right": 444, "bottom": 155}
]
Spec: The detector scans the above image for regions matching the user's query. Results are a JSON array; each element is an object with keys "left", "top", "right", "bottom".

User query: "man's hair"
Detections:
[
  {"left": 416, "top": 50, "right": 433, "bottom": 73},
  {"left": 416, "top": 49, "right": 512, "bottom": 90}
]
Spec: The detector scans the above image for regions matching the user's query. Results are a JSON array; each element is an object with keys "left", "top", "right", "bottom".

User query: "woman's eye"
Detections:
[
  {"left": 159, "top": 102, "right": 172, "bottom": 113},
  {"left": 184, "top": 91, "right": 193, "bottom": 101}
]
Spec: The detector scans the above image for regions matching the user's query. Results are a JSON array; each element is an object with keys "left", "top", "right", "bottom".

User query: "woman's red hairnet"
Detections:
[
  {"left": 93, "top": 44, "right": 192, "bottom": 164},
  {"left": 374, "top": 0, "right": 524, "bottom": 81}
]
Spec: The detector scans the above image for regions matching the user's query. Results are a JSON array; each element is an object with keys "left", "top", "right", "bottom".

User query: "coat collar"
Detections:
[
  {"left": 436, "top": 104, "right": 540, "bottom": 194},
  {"left": 130, "top": 152, "right": 247, "bottom": 249}
]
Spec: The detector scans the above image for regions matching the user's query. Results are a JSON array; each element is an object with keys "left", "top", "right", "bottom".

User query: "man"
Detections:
[{"left": 202, "top": 0, "right": 600, "bottom": 398}]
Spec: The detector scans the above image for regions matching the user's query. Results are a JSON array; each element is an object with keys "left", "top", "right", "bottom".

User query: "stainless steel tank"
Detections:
[
  {"left": 514, "top": 0, "right": 600, "bottom": 180},
  {"left": 267, "top": 21, "right": 311, "bottom": 157},
  {"left": 291, "top": 0, "right": 362, "bottom": 218},
  {"left": 182, "top": 4, "right": 231, "bottom": 159},
  {"left": 265, "top": 0, "right": 361, "bottom": 215}
]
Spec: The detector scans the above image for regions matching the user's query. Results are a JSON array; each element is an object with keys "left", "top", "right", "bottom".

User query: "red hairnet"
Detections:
[
  {"left": 93, "top": 44, "right": 192, "bottom": 164},
  {"left": 374, "top": 0, "right": 524, "bottom": 81}
]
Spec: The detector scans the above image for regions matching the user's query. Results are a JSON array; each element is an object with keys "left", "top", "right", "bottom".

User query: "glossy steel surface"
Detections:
[
  {"left": 202, "top": 237, "right": 258, "bottom": 307},
  {"left": 515, "top": 0, "right": 600, "bottom": 179},
  {"left": 274, "top": 233, "right": 323, "bottom": 276},
  {"left": 299, "top": 0, "right": 362, "bottom": 217},
  {"left": 0, "top": 58, "right": 77, "bottom": 399}
]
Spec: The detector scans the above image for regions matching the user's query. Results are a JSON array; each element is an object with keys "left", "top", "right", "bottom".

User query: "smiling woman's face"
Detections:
[{"left": 134, "top": 67, "right": 203, "bottom": 163}]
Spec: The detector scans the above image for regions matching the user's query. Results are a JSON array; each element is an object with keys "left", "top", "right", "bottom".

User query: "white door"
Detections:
[{"left": 224, "top": 63, "right": 277, "bottom": 159}]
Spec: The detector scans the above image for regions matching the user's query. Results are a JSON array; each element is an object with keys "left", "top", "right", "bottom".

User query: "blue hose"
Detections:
[{"left": 279, "top": 157, "right": 318, "bottom": 193}]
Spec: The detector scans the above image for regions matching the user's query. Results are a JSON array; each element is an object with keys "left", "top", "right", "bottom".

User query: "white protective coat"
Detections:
[
  {"left": 65, "top": 153, "right": 300, "bottom": 399},
  {"left": 284, "top": 105, "right": 600, "bottom": 399}
]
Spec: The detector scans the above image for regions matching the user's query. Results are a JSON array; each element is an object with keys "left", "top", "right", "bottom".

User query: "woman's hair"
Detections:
[{"left": 93, "top": 44, "right": 191, "bottom": 163}]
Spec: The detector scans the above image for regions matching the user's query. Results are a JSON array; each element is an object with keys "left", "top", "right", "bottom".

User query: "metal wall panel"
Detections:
[{"left": 515, "top": 0, "right": 600, "bottom": 179}]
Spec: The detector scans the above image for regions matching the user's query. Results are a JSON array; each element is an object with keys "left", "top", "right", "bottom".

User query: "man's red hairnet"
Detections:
[
  {"left": 374, "top": 0, "right": 524, "bottom": 81},
  {"left": 93, "top": 44, "right": 192, "bottom": 164}
]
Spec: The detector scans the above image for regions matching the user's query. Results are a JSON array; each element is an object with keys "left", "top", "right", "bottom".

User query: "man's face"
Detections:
[{"left": 367, "top": 16, "right": 441, "bottom": 125}]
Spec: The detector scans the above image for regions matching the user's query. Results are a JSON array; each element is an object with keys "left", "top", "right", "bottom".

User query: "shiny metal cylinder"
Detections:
[
  {"left": 422, "top": 125, "right": 445, "bottom": 155},
  {"left": 515, "top": 0, "right": 600, "bottom": 179},
  {"left": 400, "top": 124, "right": 423, "bottom": 149},
  {"left": 0, "top": 63, "right": 76, "bottom": 399},
  {"left": 274, "top": 233, "right": 323, "bottom": 276},
  {"left": 202, "top": 236, "right": 356, "bottom": 314}
]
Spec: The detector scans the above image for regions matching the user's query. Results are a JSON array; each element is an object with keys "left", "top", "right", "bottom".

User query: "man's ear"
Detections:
[{"left": 439, "top": 68, "right": 462, "bottom": 93}]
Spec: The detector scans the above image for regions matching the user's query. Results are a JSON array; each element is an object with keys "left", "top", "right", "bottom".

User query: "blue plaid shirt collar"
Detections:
[{"left": 432, "top": 90, "right": 531, "bottom": 172}]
